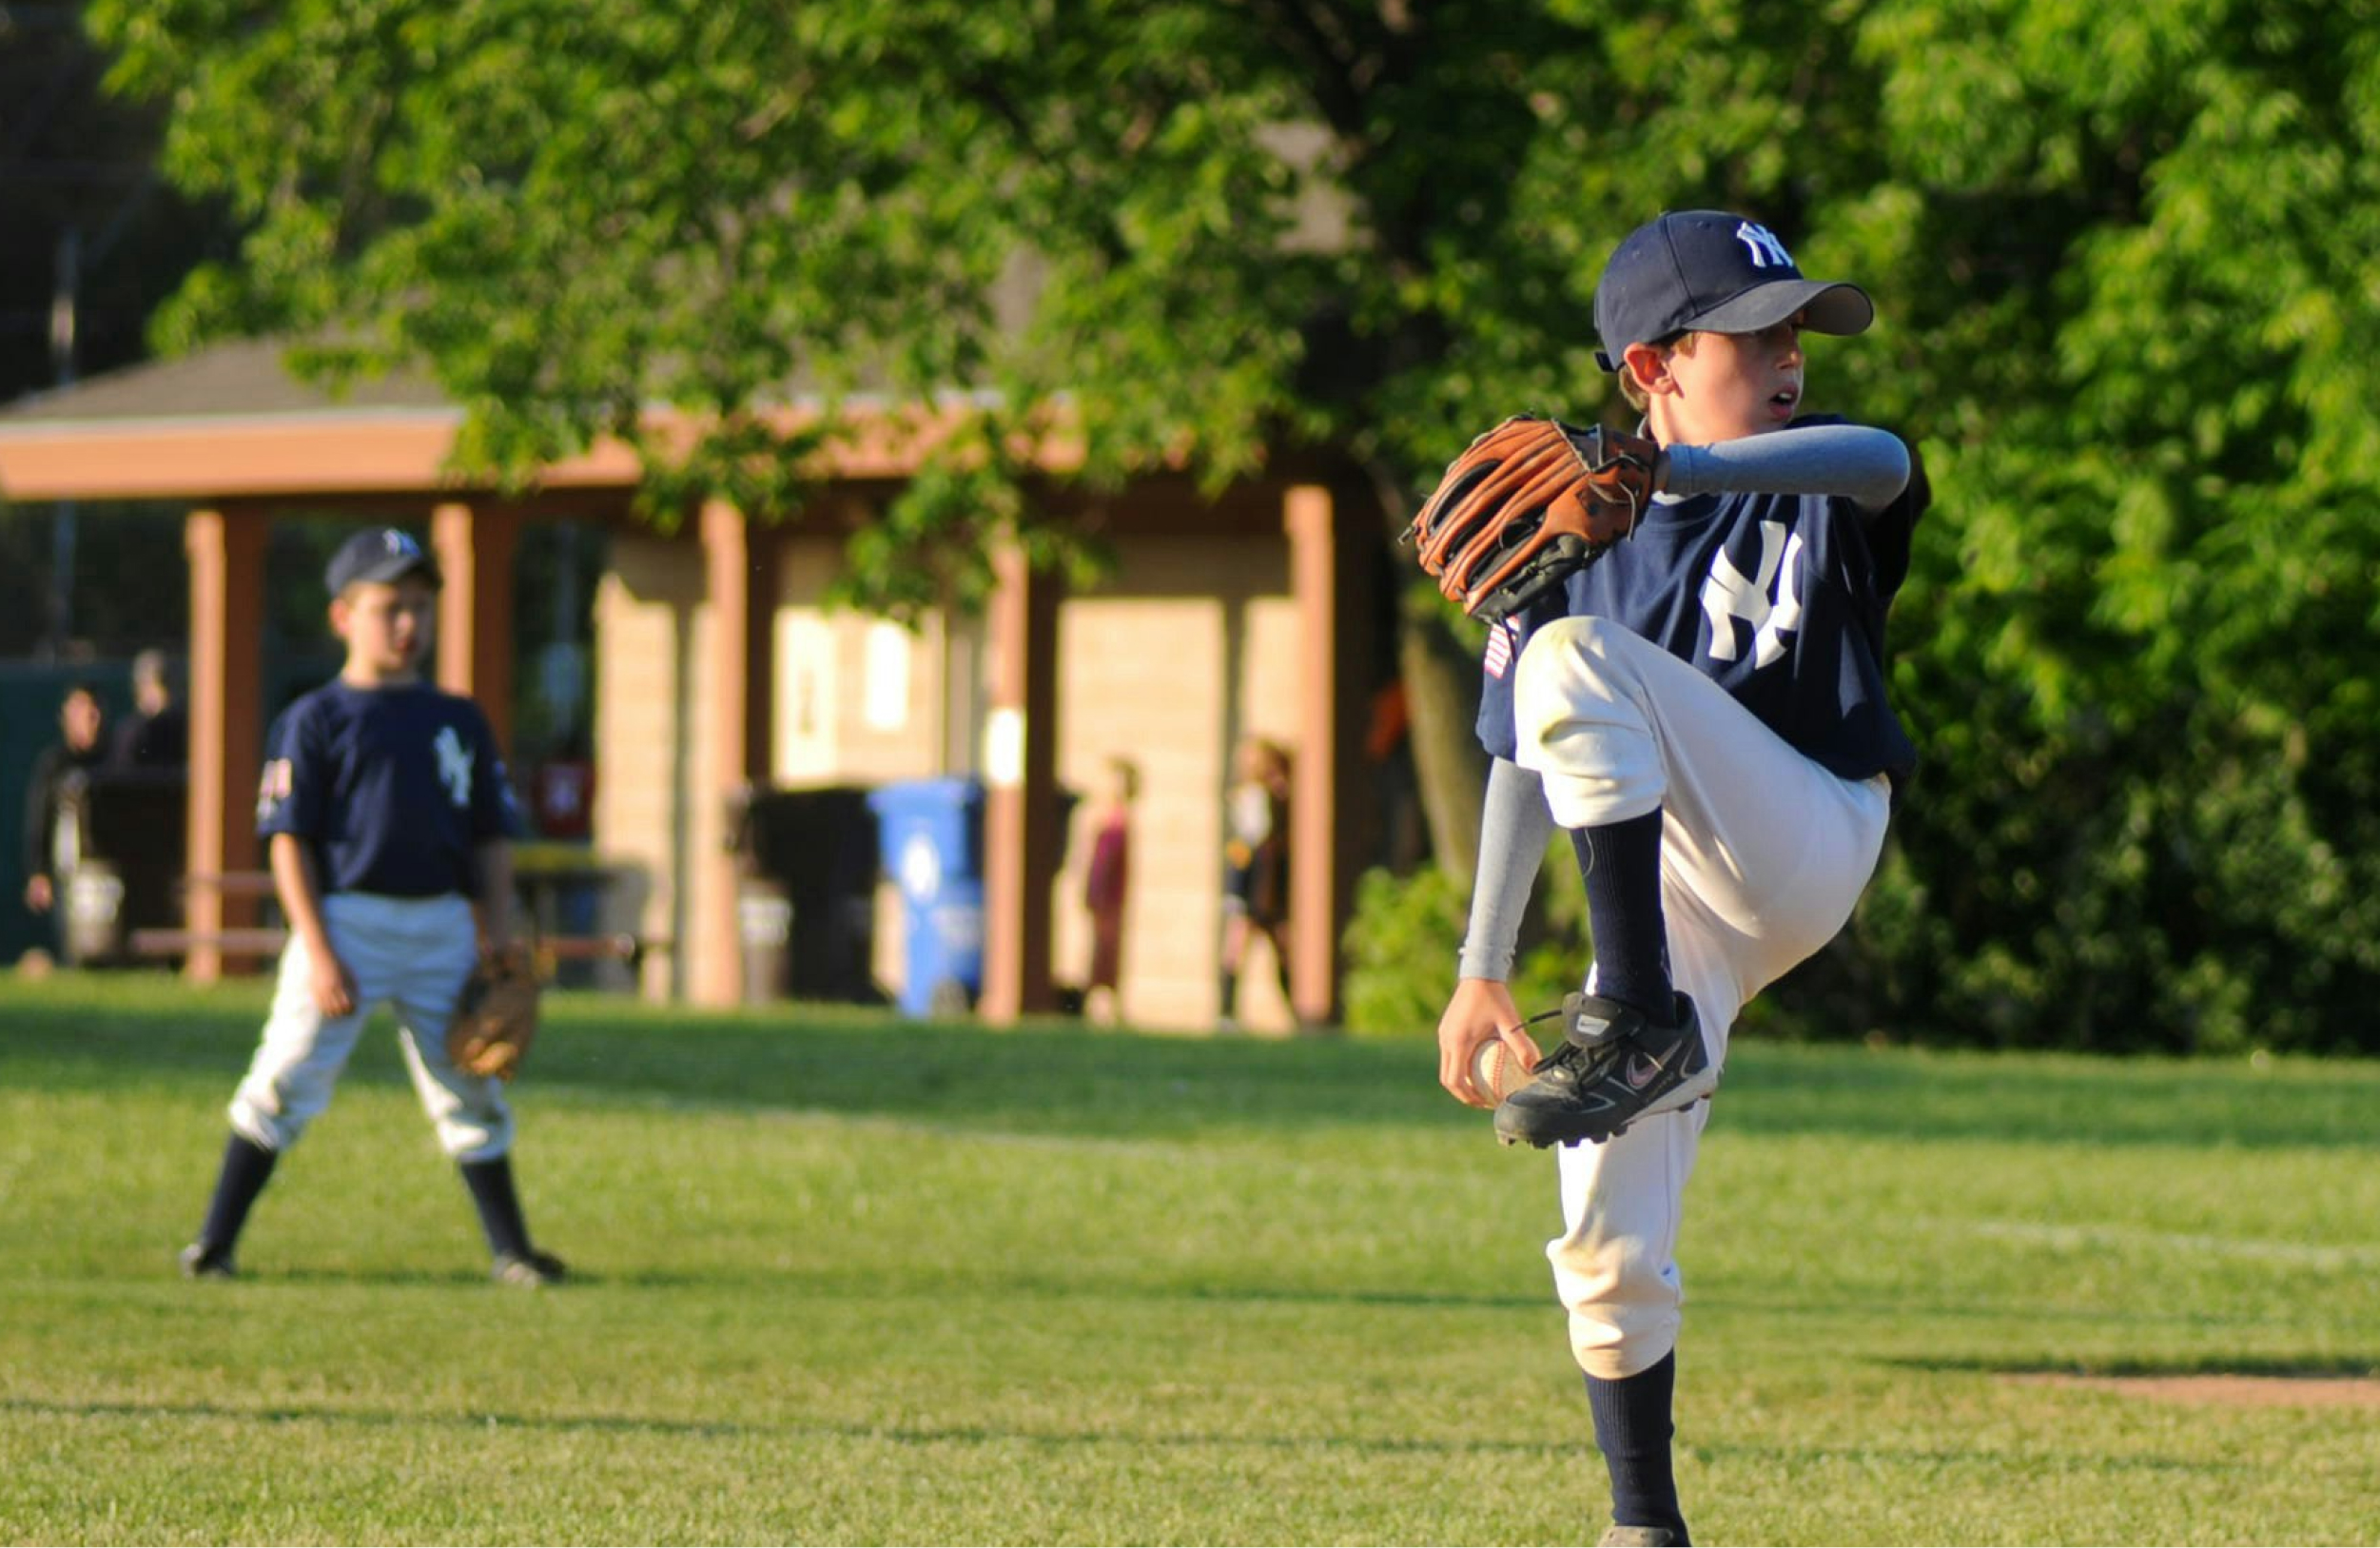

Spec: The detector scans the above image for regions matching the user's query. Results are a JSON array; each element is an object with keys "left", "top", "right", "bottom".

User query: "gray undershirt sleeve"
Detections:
[
  {"left": 1456, "top": 755, "right": 1554, "bottom": 981},
  {"left": 1660, "top": 422, "right": 1911, "bottom": 512}
]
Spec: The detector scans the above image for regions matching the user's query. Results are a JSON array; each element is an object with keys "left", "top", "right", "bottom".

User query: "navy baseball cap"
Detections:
[
  {"left": 325, "top": 527, "right": 441, "bottom": 596},
  {"left": 1592, "top": 210, "right": 1874, "bottom": 372}
]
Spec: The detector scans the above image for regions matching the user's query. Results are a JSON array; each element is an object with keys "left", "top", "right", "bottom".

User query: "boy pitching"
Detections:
[
  {"left": 180, "top": 527, "right": 566, "bottom": 1288},
  {"left": 1432, "top": 210, "right": 1928, "bottom": 1544}
]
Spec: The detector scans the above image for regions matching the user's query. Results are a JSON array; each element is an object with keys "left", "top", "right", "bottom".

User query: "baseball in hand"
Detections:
[{"left": 1471, "top": 1038, "right": 1532, "bottom": 1102}]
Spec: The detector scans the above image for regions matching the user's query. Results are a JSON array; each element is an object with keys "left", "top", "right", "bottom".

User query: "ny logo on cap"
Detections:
[
  {"left": 384, "top": 530, "right": 421, "bottom": 558},
  {"left": 1734, "top": 221, "right": 1793, "bottom": 269}
]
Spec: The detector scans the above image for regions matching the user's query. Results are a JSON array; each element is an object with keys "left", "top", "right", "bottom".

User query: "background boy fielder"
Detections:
[{"left": 180, "top": 527, "right": 566, "bottom": 1288}]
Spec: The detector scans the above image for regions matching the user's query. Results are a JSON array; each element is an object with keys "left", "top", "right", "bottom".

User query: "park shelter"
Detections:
[{"left": 0, "top": 340, "right": 1390, "bottom": 1029}]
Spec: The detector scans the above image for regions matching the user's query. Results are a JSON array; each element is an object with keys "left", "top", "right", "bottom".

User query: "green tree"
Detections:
[
  {"left": 1, "top": 0, "right": 240, "bottom": 658},
  {"left": 88, "top": 0, "right": 1904, "bottom": 870},
  {"left": 1806, "top": 0, "right": 2380, "bottom": 1053},
  {"left": 89, "top": 0, "right": 2380, "bottom": 1049}
]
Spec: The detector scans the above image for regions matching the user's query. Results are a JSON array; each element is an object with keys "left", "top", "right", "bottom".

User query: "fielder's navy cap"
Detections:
[
  {"left": 325, "top": 527, "right": 441, "bottom": 596},
  {"left": 1592, "top": 209, "right": 1874, "bottom": 372}
]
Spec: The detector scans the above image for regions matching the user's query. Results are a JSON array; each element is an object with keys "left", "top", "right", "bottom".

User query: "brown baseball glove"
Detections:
[
  {"left": 448, "top": 945, "right": 542, "bottom": 1081},
  {"left": 1404, "top": 414, "right": 1660, "bottom": 622}
]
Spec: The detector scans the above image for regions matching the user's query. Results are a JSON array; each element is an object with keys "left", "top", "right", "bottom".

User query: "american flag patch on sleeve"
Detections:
[{"left": 1483, "top": 620, "right": 1518, "bottom": 678}]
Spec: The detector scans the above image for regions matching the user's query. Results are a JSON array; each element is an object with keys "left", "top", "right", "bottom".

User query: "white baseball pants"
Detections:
[
  {"left": 228, "top": 892, "right": 514, "bottom": 1163},
  {"left": 1512, "top": 616, "right": 1891, "bottom": 1378}
]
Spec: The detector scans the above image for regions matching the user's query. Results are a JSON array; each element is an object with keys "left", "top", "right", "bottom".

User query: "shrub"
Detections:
[{"left": 1339, "top": 846, "right": 1590, "bottom": 1037}]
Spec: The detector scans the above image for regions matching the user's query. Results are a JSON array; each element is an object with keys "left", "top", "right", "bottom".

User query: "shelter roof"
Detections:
[
  {"left": 0, "top": 338, "right": 450, "bottom": 425},
  {"left": 0, "top": 338, "right": 1075, "bottom": 503}
]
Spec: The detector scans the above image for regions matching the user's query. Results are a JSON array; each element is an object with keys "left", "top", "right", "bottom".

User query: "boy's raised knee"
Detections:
[
  {"left": 1513, "top": 617, "right": 1667, "bottom": 826},
  {"left": 1520, "top": 613, "right": 1630, "bottom": 672}
]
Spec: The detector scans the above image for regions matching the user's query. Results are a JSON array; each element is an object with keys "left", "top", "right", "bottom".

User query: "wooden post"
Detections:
[
  {"left": 431, "top": 501, "right": 520, "bottom": 755},
  {"left": 977, "top": 544, "right": 1063, "bottom": 1021},
  {"left": 690, "top": 500, "right": 772, "bottom": 1006},
  {"left": 184, "top": 505, "right": 267, "bottom": 983},
  {"left": 1282, "top": 482, "right": 1370, "bottom": 1028}
]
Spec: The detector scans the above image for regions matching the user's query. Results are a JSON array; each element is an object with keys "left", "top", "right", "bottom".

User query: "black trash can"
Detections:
[
  {"left": 737, "top": 875, "right": 792, "bottom": 1005},
  {"left": 733, "top": 786, "right": 883, "bottom": 1004}
]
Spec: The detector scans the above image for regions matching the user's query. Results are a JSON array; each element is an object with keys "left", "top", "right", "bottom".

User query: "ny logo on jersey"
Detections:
[
  {"left": 1700, "top": 520, "right": 1805, "bottom": 668},
  {"left": 1734, "top": 221, "right": 1793, "bottom": 270},
  {"left": 433, "top": 726, "right": 473, "bottom": 808}
]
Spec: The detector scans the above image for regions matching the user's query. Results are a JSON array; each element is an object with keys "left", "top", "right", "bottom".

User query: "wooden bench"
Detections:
[
  {"left": 125, "top": 927, "right": 289, "bottom": 961},
  {"left": 133, "top": 870, "right": 666, "bottom": 977},
  {"left": 127, "top": 925, "right": 665, "bottom": 974},
  {"left": 180, "top": 872, "right": 281, "bottom": 900}
]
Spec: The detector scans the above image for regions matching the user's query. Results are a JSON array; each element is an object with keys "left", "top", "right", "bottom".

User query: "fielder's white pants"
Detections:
[
  {"left": 1512, "top": 616, "right": 1891, "bottom": 1379},
  {"left": 228, "top": 892, "right": 514, "bottom": 1164}
]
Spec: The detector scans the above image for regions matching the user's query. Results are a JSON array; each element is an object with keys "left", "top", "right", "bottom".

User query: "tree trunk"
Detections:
[{"left": 1399, "top": 607, "right": 1486, "bottom": 884}]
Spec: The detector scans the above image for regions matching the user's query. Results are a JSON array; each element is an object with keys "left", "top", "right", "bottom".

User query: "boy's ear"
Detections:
[{"left": 1621, "top": 341, "right": 1675, "bottom": 398}]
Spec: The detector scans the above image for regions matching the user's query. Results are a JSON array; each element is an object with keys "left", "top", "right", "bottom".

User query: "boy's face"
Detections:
[
  {"left": 332, "top": 575, "right": 437, "bottom": 679},
  {"left": 1632, "top": 314, "right": 1806, "bottom": 443}
]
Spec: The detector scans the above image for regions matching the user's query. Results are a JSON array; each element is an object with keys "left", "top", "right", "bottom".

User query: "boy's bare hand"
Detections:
[
  {"left": 307, "top": 949, "right": 356, "bottom": 1018},
  {"left": 1437, "top": 977, "right": 1541, "bottom": 1108}
]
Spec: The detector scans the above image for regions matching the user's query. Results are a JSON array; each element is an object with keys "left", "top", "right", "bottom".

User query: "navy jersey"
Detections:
[
  {"left": 257, "top": 681, "right": 525, "bottom": 898},
  {"left": 1477, "top": 419, "right": 1927, "bottom": 785}
]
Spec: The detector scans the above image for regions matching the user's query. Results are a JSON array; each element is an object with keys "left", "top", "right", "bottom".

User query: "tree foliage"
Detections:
[
  {"left": 1759, "top": 0, "right": 2380, "bottom": 1054},
  {"left": 89, "top": 0, "right": 2380, "bottom": 1051}
]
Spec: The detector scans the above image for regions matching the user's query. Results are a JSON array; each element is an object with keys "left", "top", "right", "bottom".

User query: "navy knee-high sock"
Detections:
[
  {"left": 1571, "top": 811, "right": 1671, "bottom": 1015},
  {"left": 1586, "top": 1351, "right": 1687, "bottom": 1540},
  {"left": 459, "top": 1156, "right": 534, "bottom": 1261},
  {"left": 197, "top": 1132, "right": 278, "bottom": 1255}
]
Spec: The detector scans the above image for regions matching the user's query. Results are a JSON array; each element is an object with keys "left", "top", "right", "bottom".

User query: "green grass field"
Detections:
[{"left": 3, "top": 973, "right": 2377, "bottom": 1546}]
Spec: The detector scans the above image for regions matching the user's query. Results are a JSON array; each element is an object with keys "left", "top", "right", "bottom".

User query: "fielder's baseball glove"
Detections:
[
  {"left": 1404, "top": 414, "right": 1660, "bottom": 622},
  {"left": 448, "top": 946, "right": 541, "bottom": 1082}
]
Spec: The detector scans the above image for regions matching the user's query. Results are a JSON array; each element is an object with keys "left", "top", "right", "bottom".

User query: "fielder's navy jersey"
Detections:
[
  {"left": 1477, "top": 418, "right": 1926, "bottom": 785},
  {"left": 257, "top": 681, "right": 524, "bottom": 898}
]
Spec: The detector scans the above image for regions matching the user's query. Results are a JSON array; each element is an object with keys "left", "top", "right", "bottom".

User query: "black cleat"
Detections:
[
  {"left": 1494, "top": 992, "right": 1713, "bottom": 1148},
  {"left": 178, "top": 1242, "right": 237, "bottom": 1280},
  {"left": 492, "top": 1248, "right": 568, "bottom": 1288}
]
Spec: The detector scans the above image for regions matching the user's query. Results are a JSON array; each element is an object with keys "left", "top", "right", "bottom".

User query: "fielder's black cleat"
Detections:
[
  {"left": 492, "top": 1248, "right": 569, "bottom": 1288},
  {"left": 178, "top": 1242, "right": 237, "bottom": 1280},
  {"left": 1494, "top": 992, "right": 1712, "bottom": 1148}
]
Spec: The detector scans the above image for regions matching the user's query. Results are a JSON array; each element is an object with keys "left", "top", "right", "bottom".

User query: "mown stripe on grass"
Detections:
[{"left": 1972, "top": 1220, "right": 2380, "bottom": 1269}]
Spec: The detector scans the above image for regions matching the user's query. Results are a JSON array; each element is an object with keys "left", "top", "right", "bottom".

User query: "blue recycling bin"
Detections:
[{"left": 867, "top": 777, "right": 986, "bottom": 1017}]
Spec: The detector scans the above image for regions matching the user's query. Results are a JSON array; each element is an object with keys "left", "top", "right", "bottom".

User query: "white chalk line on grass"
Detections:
[{"left": 1974, "top": 1219, "right": 2380, "bottom": 1270}]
